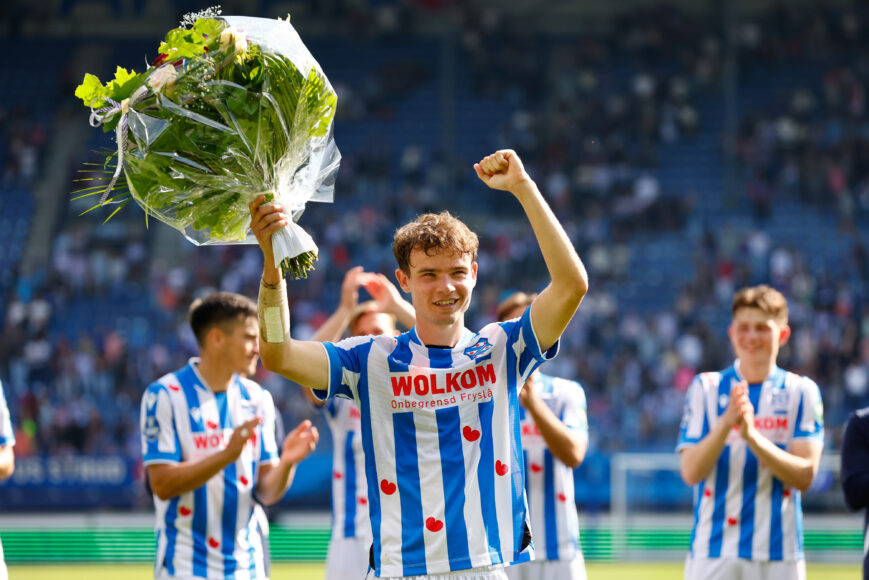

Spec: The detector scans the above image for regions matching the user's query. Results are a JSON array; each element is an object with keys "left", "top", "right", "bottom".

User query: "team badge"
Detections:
[{"left": 464, "top": 338, "right": 493, "bottom": 359}]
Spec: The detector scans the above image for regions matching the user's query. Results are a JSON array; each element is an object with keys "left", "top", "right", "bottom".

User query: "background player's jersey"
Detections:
[
  {"left": 323, "top": 397, "right": 371, "bottom": 546},
  {"left": 140, "top": 359, "right": 280, "bottom": 579},
  {"left": 0, "top": 381, "right": 14, "bottom": 448},
  {"left": 519, "top": 374, "right": 588, "bottom": 562},
  {"left": 314, "top": 308, "right": 558, "bottom": 577},
  {"left": 677, "top": 363, "right": 824, "bottom": 562}
]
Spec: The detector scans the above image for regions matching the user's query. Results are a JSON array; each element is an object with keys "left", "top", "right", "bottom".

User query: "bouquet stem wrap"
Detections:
[{"left": 75, "top": 14, "right": 341, "bottom": 279}]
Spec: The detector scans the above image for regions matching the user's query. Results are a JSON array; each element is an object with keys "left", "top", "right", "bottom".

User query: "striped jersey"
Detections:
[
  {"left": 677, "top": 362, "right": 824, "bottom": 562},
  {"left": 0, "top": 380, "right": 13, "bottom": 447},
  {"left": 323, "top": 397, "right": 371, "bottom": 546},
  {"left": 314, "top": 308, "right": 558, "bottom": 577},
  {"left": 519, "top": 373, "right": 588, "bottom": 562},
  {"left": 140, "top": 359, "right": 280, "bottom": 579}
]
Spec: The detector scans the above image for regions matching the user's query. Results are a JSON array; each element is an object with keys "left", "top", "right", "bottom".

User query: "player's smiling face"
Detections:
[
  {"left": 396, "top": 248, "right": 477, "bottom": 330},
  {"left": 728, "top": 307, "right": 790, "bottom": 370}
]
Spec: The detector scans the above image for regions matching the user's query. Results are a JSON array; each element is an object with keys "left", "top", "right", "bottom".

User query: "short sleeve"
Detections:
[
  {"left": 501, "top": 308, "right": 560, "bottom": 384},
  {"left": 258, "top": 389, "right": 280, "bottom": 465},
  {"left": 561, "top": 382, "right": 588, "bottom": 441},
  {"left": 0, "top": 381, "right": 15, "bottom": 447},
  {"left": 317, "top": 336, "right": 372, "bottom": 402},
  {"left": 793, "top": 377, "right": 824, "bottom": 442},
  {"left": 141, "top": 383, "right": 181, "bottom": 465},
  {"left": 677, "top": 375, "right": 709, "bottom": 451}
]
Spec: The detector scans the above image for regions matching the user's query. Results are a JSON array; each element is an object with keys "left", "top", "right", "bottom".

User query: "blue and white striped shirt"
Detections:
[
  {"left": 140, "top": 359, "right": 280, "bottom": 579},
  {"left": 314, "top": 308, "right": 558, "bottom": 577},
  {"left": 677, "top": 362, "right": 824, "bottom": 562},
  {"left": 323, "top": 397, "right": 371, "bottom": 546},
  {"left": 520, "top": 374, "right": 588, "bottom": 562}
]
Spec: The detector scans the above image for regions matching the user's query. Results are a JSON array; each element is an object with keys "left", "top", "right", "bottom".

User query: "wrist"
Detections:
[{"left": 509, "top": 177, "right": 539, "bottom": 199}]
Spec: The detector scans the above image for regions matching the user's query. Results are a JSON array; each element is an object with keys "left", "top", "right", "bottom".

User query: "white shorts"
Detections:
[
  {"left": 326, "top": 536, "right": 370, "bottom": 580},
  {"left": 366, "top": 564, "right": 507, "bottom": 580},
  {"left": 503, "top": 555, "right": 586, "bottom": 580},
  {"left": 684, "top": 555, "right": 806, "bottom": 580}
]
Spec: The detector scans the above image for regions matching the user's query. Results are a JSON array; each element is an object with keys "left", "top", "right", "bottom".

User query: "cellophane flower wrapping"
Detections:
[{"left": 77, "top": 15, "right": 340, "bottom": 279}]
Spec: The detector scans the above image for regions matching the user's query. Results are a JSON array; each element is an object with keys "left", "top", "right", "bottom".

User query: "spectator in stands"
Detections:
[{"left": 678, "top": 285, "right": 824, "bottom": 580}]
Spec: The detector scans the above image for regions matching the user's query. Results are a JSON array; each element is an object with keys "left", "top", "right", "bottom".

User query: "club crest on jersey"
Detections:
[
  {"left": 464, "top": 338, "right": 493, "bottom": 360},
  {"left": 144, "top": 416, "right": 160, "bottom": 441}
]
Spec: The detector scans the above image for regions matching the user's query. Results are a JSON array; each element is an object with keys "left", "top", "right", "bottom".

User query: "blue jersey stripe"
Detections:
[
  {"left": 739, "top": 451, "right": 758, "bottom": 559},
  {"left": 215, "top": 392, "right": 229, "bottom": 428},
  {"left": 177, "top": 365, "right": 204, "bottom": 432},
  {"left": 477, "top": 399, "right": 500, "bottom": 562},
  {"left": 352, "top": 342, "right": 381, "bottom": 574},
  {"left": 393, "top": 411, "right": 426, "bottom": 576},
  {"left": 389, "top": 334, "right": 413, "bottom": 372},
  {"left": 428, "top": 347, "right": 453, "bottom": 369},
  {"left": 543, "top": 450, "right": 559, "bottom": 560},
  {"left": 343, "top": 430, "right": 357, "bottom": 538},
  {"left": 504, "top": 326, "right": 527, "bottom": 558},
  {"left": 770, "top": 477, "right": 784, "bottom": 560},
  {"left": 709, "top": 446, "right": 730, "bottom": 558},
  {"left": 794, "top": 491, "right": 804, "bottom": 557},
  {"left": 436, "top": 406, "right": 472, "bottom": 570},
  {"left": 192, "top": 484, "right": 209, "bottom": 576},
  {"left": 163, "top": 496, "right": 180, "bottom": 575},
  {"left": 223, "top": 461, "right": 239, "bottom": 576}
]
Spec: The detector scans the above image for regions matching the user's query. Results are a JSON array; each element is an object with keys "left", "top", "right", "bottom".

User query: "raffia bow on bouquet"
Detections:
[{"left": 74, "top": 10, "right": 340, "bottom": 279}]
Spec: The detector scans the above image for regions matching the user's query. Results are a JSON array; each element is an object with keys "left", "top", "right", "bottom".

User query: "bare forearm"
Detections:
[
  {"left": 744, "top": 433, "right": 818, "bottom": 492},
  {"left": 513, "top": 182, "right": 587, "bottom": 302},
  {"left": 148, "top": 450, "right": 234, "bottom": 500},
  {"left": 391, "top": 298, "right": 416, "bottom": 330},
  {"left": 0, "top": 446, "right": 14, "bottom": 479},
  {"left": 312, "top": 306, "right": 352, "bottom": 342},
  {"left": 680, "top": 422, "right": 731, "bottom": 485},
  {"left": 257, "top": 460, "right": 298, "bottom": 506},
  {"left": 525, "top": 400, "right": 586, "bottom": 468}
]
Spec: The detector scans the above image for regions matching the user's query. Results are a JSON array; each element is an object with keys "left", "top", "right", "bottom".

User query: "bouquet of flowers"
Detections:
[{"left": 74, "top": 9, "right": 340, "bottom": 278}]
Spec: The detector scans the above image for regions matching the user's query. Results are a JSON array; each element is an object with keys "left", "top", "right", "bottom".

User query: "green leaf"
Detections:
[{"left": 74, "top": 73, "right": 110, "bottom": 107}]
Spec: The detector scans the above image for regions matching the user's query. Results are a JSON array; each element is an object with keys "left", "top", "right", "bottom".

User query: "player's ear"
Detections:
[
  {"left": 395, "top": 268, "right": 410, "bottom": 293},
  {"left": 777, "top": 324, "right": 791, "bottom": 347}
]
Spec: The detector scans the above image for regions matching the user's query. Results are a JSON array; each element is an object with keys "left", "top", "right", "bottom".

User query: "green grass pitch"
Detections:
[{"left": 8, "top": 562, "right": 861, "bottom": 579}]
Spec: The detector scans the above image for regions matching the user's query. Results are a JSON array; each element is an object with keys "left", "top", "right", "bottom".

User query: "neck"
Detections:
[
  {"left": 196, "top": 355, "right": 234, "bottom": 393},
  {"left": 415, "top": 319, "right": 465, "bottom": 348},
  {"left": 739, "top": 359, "right": 776, "bottom": 384}
]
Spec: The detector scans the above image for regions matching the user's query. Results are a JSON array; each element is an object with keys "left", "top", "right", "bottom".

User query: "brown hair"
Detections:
[
  {"left": 496, "top": 291, "right": 536, "bottom": 322},
  {"left": 189, "top": 292, "right": 257, "bottom": 346},
  {"left": 348, "top": 300, "right": 397, "bottom": 335},
  {"left": 392, "top": 212, "right": 479, "bottom": 274},
  {"left": 731, "top": 285, "right": 789, "bottom": 326}
]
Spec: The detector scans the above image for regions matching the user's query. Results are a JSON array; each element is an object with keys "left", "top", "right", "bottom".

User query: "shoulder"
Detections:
[
  {"left": 691, "top": 370, "right": 724, "bottom": 392},
  {"left": 145, "top": 370, "right": 183, "bottom": 396},
  {"left": 236, "top": 376, "right": 275, "bottom": 406},
  {"left": 332, "top": 334, "right": 395, "bottom": 353},
  {"left": 547, "top": 375, "right": 586, "bottom": 400}
]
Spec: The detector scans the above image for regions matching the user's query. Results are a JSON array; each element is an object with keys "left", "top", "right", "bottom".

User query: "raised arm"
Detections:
[
  {"left": 360, "top": 272, "right": 416, "bottom": 329},
  {"left": 474, "top": 150, "right": 588, "bottom": 351},
  {"left": 311, "top": 266, "right": 364, "bottom": 343},
  {"left": 257, "top": 419, "right": 319, "bottom": 505},
  {"left": 250, "top": 195, "right": 331, "bottom": 390}
]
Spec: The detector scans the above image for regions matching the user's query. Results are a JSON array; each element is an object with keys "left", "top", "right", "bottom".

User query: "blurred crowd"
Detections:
[{"left": 0, "top": 2, "right": 867, "bottom": 507}]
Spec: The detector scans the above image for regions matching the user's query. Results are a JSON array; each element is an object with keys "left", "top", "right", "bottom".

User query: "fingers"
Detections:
[{"left": 249, "top": 195, "right": 289, "bottom": 236}]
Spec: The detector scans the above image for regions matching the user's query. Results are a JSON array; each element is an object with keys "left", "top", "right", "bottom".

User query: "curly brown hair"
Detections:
[
  {"left": 731, "top": 285, "right": 789, "bottom": 326},
  {"left": 392, "top": 212, "right": 479, "bottom": 273},
  {"left": 189, "top": 292, "right": 257, "bottom": 346}
]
